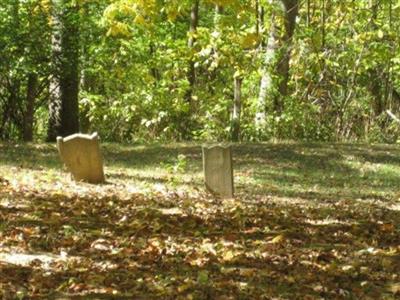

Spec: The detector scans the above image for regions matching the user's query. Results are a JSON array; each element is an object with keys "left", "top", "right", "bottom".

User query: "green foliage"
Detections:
[
  {"left": 0, "top": 0, "right": 399, "bottom": 142},
  {"left": 0, "top": 0, "right": 51, "bottom": 140}
]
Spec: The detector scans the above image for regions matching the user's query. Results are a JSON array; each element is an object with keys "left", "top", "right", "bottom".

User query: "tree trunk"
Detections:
[
  {"left": 79, "top": 2, "right": 91, "bottom": 133},
  {"left": 255, "top": 0, "right": 298, "bottom": 132},
  {"left": 47, "top": 0, "right": 64, "bottom": 141},
  {"left": 257, "top": 2, "right": 265, "bottom": 47},
  {"left": 181, "top": 0, "right": 199, "bottom": 139},
  {"left": 231, "top": 76, "right": 242, "bottom": 142},
  {"left": 207, "top": 4, "right": 223, "bottom": 95},
  {"left": 255, "top": 0, "right": 280, "bottom": 131},
  {"left": 47, "top": 0, "right": 80, "bottom": 141},
  {"left": 186, "top": 0, "right": 199, "bottom": 101},
  {"left": 368, "top": 1, "right": 384, "bottom": 118},
  {"left": 0, "top": 84, "right": 19, "bottom": 140},
  {"left": 276, "top": 0, "right": 298, "bottom": 105},
  {"left": 321, "top": 0, "right": 326, "bottom": 49},
  {"left": 23, "top": 73, "right": 38, "bottom": 141},
  {"left": 79, "top": 70, "right": 91, "bottom": 133},
  {"left": 60, "top": 0, "right": 80, "bottom": 137},
  {"left": 149, "top": 42, "right": 160, "bottom": 83}
]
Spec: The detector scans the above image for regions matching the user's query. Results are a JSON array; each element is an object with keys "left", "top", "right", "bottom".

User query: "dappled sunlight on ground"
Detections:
[
  {"left": 0, "top": 249, "right": 76, "bottom": 270},
  {"left": 1, "top": 142, "right": 400, "bottom": 298}
]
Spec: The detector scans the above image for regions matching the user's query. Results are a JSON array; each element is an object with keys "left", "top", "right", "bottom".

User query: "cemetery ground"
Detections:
[{"left": 0, "top": 142, "right": 400, "bottom": 299}]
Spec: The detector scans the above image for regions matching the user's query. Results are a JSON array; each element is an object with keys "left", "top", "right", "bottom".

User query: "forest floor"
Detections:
[{"left": 0, "top": 142, "right": 400, "bottom": 299}]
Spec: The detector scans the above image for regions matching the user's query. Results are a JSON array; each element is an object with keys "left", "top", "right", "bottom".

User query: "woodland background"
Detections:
[
  {"left": 0, "top": 0, "right": 399, "bottom": 142},
  {"left": 1, "top": 2, "right": 400, "bottom": 298}
]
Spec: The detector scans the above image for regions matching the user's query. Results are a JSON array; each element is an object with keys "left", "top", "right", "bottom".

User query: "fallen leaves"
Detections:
[
  {"left": 1, "top": 142, "right": 400, "bottom": 298},
  {"left": 269, "top": 234, "right": 285, "bottom": 244},
  {"left": 388, "top": 282, "right": 400, "bottom": 295},
  {"left": 1, "top": 177, "right": 400, "bottom": 298}
]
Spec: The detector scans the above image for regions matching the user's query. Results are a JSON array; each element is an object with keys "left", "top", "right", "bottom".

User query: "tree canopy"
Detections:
[{"left": 0, "top": 0, "right": 399, "bottom": 142}]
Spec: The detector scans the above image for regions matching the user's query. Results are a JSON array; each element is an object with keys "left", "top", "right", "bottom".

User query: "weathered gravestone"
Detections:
[
  {"left": 202, "top": 144, "right": 234, "bottom": 198},
  {"left": 57, "top": 132, "right": 105, "bottom": 184}
]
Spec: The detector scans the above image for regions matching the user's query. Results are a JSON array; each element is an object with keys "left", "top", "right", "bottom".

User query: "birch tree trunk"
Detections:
[{"left": 255, "top": 0, "right": 298, "bottom": 134}]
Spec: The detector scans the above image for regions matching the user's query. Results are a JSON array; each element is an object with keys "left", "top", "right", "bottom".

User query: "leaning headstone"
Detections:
[
  {"left": 57, "top": 132, "right": 105, "bottom": 184},
  {"left": 202, "top": 144, "right": 234, "bottom": 198}
]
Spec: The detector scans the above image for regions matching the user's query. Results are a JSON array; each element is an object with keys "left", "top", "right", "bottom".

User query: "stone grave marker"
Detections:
[
  {"left": 202, "top": 144, "right": 234, "bottom": 198},
  {"left": 57, "top": 132, "right": 105, "bottom": 184}
]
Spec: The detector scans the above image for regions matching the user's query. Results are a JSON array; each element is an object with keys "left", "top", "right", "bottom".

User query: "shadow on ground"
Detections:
[
  {"left": 1, "top": 142, "right": 399, "bottom": 202},
  {"left": 1, "top": 142, "right": 400, "bottom": 298}
]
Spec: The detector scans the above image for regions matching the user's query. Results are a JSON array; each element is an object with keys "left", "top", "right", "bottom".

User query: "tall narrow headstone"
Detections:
[
  {"left": 57, "top": 132, "right": 105, "bottom": 184},
  {"left": 202, "top": 144, "right": 234, "bottom": 198}
]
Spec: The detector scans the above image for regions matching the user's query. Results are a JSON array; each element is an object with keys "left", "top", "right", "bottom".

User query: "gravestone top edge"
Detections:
[
  {"left": 57, "top": 132, "right": 99, "bottom": 143},
  {"left": 202, "top": 143, "right": 232, "bottom": 150}
]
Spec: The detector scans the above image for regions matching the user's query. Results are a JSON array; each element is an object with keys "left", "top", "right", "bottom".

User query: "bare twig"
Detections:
[{"left": 386, "top": 110, "right": 400, "bottom": 124}]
